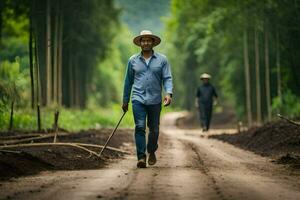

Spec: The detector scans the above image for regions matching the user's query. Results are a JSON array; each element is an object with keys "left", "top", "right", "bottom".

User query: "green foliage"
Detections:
[
  {"left": 115, "top": 0, "right": 171, "bottom": 34},
  {"left": 166, "top": 0, "right": 300, "bottom": 120},
  {"left": 90, "top": 25, "right": 136, "bottom": 107},
  {"left": 0, "top": 103, "right": 178, "bottom": 131},
  {"left": 0, "top": 0, "right": 29, "bottom": 62},
  {"left": 0, "top": 0, "right": 31, "bottom": 111},
  {"left": 63, "top": 0, "right": 119, "bottom": 61},
  {"left": 0, "top": 59, "right": 30, "bottom": 111},
  {"left": 0, "top": 0, "right": 180, "bottom": 132},
  {"left": 0, "top": 105, "right": 135, "bottom": 131},
  {"left": 272, "top": 90, "right": 300, "bottom": 118}
]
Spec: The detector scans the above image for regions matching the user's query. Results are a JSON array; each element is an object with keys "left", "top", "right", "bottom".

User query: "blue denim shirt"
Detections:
[{"left": 123, "top": 52, "right": 173, "bottom": 105}]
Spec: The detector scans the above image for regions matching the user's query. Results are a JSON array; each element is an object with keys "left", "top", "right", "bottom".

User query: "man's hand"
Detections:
[
  {"left": 213, "top": 99, "right": 218, "bottom": 106},
  {"left": 195, "top": 98, "right": 199, "bottom": 108},
  {"left": 163, "top": 94, "right": 172, "bottom": 107},
  {"left": 122, "top": 103, "right": 128, "bottom": 112}
]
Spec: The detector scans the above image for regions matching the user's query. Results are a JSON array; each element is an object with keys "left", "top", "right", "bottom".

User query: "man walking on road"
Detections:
[
  {"left": 122, "top": 30, "right": 173, "bottom": 168},
  {"left": 195, "top": 73, "right": 218, "bottom": 132}
]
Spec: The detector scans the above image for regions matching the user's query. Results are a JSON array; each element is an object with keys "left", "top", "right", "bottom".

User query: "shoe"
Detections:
[
  {"left": 137, "top": 158, "right": 146, "bottom": 168},
  {"left": 148, "top": 153, "right": 157, "bottom": 165}
]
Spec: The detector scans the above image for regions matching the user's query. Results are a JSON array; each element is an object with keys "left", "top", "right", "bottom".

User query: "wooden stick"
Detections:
[
  {"left": 37, "top": 104, "right": 41, "bottom": 131},
  {"left": 0, "top": 142, "right": 130, "bottom": 155},
  {"left": 0, "top": 143, "right": 100, "bottom": 158},
  {"left": 73, "top": 143, "right": 130, "bottom": 154},
  {"left": 0, "top": 132, "right": 75, "bottom": 145},
  {"left": 9, "top": 101, "right": 14, "bottom": 131},
  {"left": 0, "top": 134, "right": 43, "bottom": 140},
  {"left": 277, "top": 114, "right": 300, "bottom": 127},
  {"left": 0, "top": 135, "right": 53, "bottom": 145},
  {"left": 0, "top": 149, "right": 22, "bottom": 154},
  {"left": 98, "top": 112, "right": 126, "bottom": 157},
  {"left": 53, "top": 110, "right": 59, "bottom": 143}
]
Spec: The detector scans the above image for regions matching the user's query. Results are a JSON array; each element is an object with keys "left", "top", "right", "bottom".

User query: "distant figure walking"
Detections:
[
  {"left": 195, "top": 73, "right": 218, "bottom": 131},
  {"left": 122, "top": 30, "right": 173, "bottom": 168}
]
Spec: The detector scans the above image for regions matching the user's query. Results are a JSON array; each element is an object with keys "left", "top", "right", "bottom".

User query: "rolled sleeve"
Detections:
[{"left": 162, "top": 59, "right": 173, "bottom": 95}]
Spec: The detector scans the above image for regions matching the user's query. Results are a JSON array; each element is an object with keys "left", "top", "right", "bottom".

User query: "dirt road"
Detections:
[{"left": 0, "top": 113, "right": 300, "bottom": 200}]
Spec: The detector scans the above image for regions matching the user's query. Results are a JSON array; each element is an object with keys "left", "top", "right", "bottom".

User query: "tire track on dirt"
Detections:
[
  {"left": 183, "top": 141, "right": 227, "bottom": 200},
  {"left": 108, "top": 169, "right": 138, "bottom": 200}
]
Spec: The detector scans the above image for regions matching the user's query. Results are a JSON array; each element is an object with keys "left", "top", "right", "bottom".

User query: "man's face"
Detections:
[
  {"left": 140, "top": 37, "right": 154, "bottom": 51},
  {"left": 202, "top": 78, "right": 209, "bottom": 84}
]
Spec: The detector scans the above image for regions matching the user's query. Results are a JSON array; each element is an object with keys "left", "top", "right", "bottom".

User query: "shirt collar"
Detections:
[{"left": 138, "top": 51, "right": 157, "bottom": 60}]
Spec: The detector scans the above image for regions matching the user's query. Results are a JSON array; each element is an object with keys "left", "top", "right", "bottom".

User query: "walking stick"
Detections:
[{"left": 98, "top": 111, "right": 127, "bottom": 157}]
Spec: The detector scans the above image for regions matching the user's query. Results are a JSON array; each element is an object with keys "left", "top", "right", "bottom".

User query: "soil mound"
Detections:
[
  {"left": 0, "top": 129, "right": 134, "bottom": 180},
  {"left": 210, "top": 120, "right": 300, "bottom": 169}
]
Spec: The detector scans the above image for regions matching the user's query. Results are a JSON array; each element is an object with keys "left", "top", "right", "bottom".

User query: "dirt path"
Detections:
[{"left": 0, "top": 113, "right": 300, "bottom": 200}]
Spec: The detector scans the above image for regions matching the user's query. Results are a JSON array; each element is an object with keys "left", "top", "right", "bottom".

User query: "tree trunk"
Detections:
[
  {"left": 0, "top": 0, "right": 3, "bottom": 46},
  {"left": 37, "top": 104, "right": 41, "bottom": 131},
  {"left": 74, "top": 63, "right": 78, "bottom": 107},
  {"left": 264, "top": 24, "right": 271, "bottom": 121},
  {"left": 69, "top": 54, "right": 74, "bottom": 107},
  {"left": 9, "top": 101, "right": 14, "bottom": 131},
  {"left": 34, "top": 27, "right": 40, "bottom": 107},
  {"left": 276, "top": 29, "right": 282, "bottom": 105},
  {"left": 29, "top": 2, "right": 35, "bottom": 109},
  {"left": 32, "top": 0, "right": 46, "bottom": 106},
  {"left": 53, "top": 1, "right": 59, "bottom": 105},
  {"left": 74, "top": 56, "right": 80, "bottom": 107},
  {"left": 46, "top": 0, "right": 52, "bottom": 105},
  {"left": 255, "top": 27, "right": 262, "bottom": 124},
  {"left": 34, "top": 23, "right": 41, "bottom": 131},
  {"left": 57, "top": 3, "right": 63, "bottom": 105},
  {"left": 243, "top": 28, "right": 252, "bottom": 126}
]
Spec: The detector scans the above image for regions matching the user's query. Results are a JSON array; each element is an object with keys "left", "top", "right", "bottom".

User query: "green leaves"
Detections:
[
  {"left": 272, "top": 90, "right": 300, "bottom": 118},
  {"left": 166, "top": 0, "right": 300, "bottom": 119},
  {"left": 0, "top": 59, "right": 24, "bottom": 104}
]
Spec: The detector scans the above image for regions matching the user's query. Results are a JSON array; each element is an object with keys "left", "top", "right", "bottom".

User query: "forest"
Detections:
[
  {"left": 1, "top": 1, "right": 300, "bottom": 197},
  {"left": 166, "top": 0, "right": 300, "bottom": 126},
  {"left": 1, "top": 0, "right": 300, "bottom": 130}
]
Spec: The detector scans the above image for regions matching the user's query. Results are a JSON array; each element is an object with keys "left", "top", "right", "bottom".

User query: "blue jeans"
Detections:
[{"left": 132, "top": 100, "right": 161, "bottom": 160}]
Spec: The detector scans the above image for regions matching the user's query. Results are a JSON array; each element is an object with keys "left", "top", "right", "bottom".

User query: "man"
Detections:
[
  {"left": 195, "top": 73, "right": 218, "bottom": 132},
  {"left": 122, "top": 30, "right": 173, "bottom": 168}
]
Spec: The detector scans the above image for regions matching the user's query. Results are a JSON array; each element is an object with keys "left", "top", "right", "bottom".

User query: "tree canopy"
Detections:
[{"left": 166, "top": 0, "right": 300, "bottom": 123}]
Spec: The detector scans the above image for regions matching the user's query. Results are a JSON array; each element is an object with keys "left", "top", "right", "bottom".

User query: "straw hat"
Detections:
[
  {"left": 133, "top": 30, "right": 161, "bottom": 47},
  {"left": 200, "top": 73, "right": 211, "bottom": 79}
]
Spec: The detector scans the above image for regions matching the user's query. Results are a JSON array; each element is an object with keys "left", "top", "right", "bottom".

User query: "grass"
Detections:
[
  {"left": 0, "top": 103, "right": 178, "bottom": 132},
  {"left": 0, "top": 104, "right": 134, "bottom": 132}
]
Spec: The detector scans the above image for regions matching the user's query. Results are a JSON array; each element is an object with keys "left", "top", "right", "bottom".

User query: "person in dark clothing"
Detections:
[{"left": 195, "top": 73, "right": 218, "bottom": 131}]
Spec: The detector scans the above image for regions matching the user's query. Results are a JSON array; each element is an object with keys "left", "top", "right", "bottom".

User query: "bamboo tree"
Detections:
[
  {"left": 75, "top": 60, "right": 80, "bottom": 107},
  {"left": 34, "top": 30, "right": 40, "bottom": 107},
  {"left": 0, "top": 0, "right": 4, "bottom": 46},
  {"left": 9, "top": 101, "right": 14, "bottom": 131},
  {"left": 29, "top": 1, "right": 35, "bottom": 109},
  {"left": 69, "top": 52, "right": 74, "bottom": 107},
  {"left": 34, "top": 17, "right": 41, "bottom": 131},
  {"left": 243, "top": 28, "right": 252, "bottom": 126},
  {"left": 46, "top": 0, "right": 52, "bottom": 105},
  {"left": 254, "top": 27, "right": 262, "bottom": 124},
  {"left": 276, "top": 29, "right": 282, "bottom": 106},
  {"left": 57, "top": 5, "right": 63, "bottom": 105},
  {"left": 53, "top": 0, "right": 59, "bottom": 105},
  {"left": 264, "top": 23, "right": 271, "bottom": 121}
]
